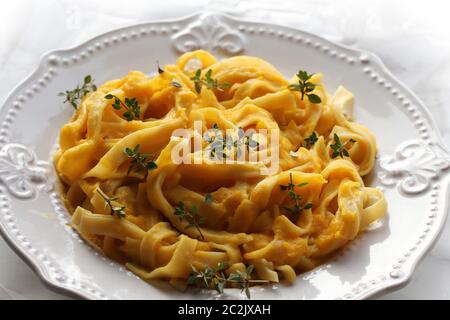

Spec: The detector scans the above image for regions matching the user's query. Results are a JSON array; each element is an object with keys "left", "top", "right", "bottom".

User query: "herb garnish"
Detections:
[
  {"left": 188, "top": 263, "right": 268, "bottom": 299},
  {"left": 191, "top": 69, "right": 231, "bottom": 94},
  {"left": 59, "top": 75, "right": 97, "bottom": 109},
  {"left": 123, "top": 144, "right": 157, "bottom": 175},
  {"left": 96, "top": 189, "right": 126, "bottom": 218},
  {"left": 239, "top": 127, "right": 260, "bottom": 153},
  {"left": 204, "top": 123, "right": 227, "bottom": 159},
  {"left": 204, "top": 194, "right": 213, "bottom": 204},
  {"left": 170, "top": 81, "right": 182, "bottom": 88},
  {"left": 104, "top": 94, "right": 140, "bottom": 121},
  {"left": 302, "top": 132, "right": 318, "bottom": 149},
  {"left": 174, "top": 201, "right": 205, "bottom": 240},
  {"left": 329, "top": 133, "right": 356, "bottom": 158},
  {"left": 280, "top": 172, "right": 313, "bottom": 220},
  {"left": 288, "top": 70, "right": 321, "bottom": 104},
  {"left": 204, "top": 124, "right": 259, "bottom": 160},
  {"left": 157, "top": 60, "right": 164, "bottom": 74}
]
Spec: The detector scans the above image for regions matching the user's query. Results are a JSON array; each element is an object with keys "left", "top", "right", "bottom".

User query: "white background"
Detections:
[{"left": 0, "top": 0, "right": 449, "bottom": 299}]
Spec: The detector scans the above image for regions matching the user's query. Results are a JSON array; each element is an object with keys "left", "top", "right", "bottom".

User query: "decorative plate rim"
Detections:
[{"left": 0, "top": 11, "right": 449, "bottom": 300}]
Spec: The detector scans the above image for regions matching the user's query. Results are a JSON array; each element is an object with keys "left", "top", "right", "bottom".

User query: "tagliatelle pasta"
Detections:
[{"left": 55, "top": 50, "right": 387, "bottom": 293}]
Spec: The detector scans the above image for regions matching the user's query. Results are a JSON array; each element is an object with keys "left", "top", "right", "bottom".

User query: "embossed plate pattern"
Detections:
[{"left": 0, "top": 12, "right": 449, "bottom": 300}]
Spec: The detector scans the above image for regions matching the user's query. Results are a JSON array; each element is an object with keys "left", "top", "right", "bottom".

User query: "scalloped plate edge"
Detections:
[{"left": 0, "top": 11, "right": 449, "bottom": 300}]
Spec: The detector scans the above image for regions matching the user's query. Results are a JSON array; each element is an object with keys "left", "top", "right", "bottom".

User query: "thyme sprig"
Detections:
[
  {"left": 204, "top": 193, "right": 213, "bottom": 204},
  {"left": 188, "top": 263, "right": 268, "bottom": 299},
  {"left": 123, "top": 144, "right": 157, "bottom": 175},
  {"left": 288, "top": 70, "right": 321, "bottom": 104},
  {"left": 174, "top": 201, "right": 205, "bottom": 240},
  {"left": 96, "top": 189, "right": 126, "bottom": 218},
  {"left": 204, "top": 123, "right": 226, "bottom": 159},
  {"left": 302, "top": 132, "right": 318, "bottom": 149},
  {"left": 204, "top": 124, "right": 259, "bottom": 160},
  {"left": 330, "top": 133, "right": 356, "bottom": 158},
  {"left": 157, "top": 60, "right": 164, "bottom": 74},
  {"left": 191, "top": 69, "right": 231, "bottom": 94},
  {"left": 280, "top": 172, "right": 313, "bottom": 220},
  {"left": 239, "top": 127, "right": 260, "bottom": 153},
  {"left": 104, "top": 94, "right": 140, "bottom": 121},
  {"left": 170, "top": 81, "right": 182, "bottom": 88},
  {"left": 58, "top": 75, "right": 97, "bottom": 109}
]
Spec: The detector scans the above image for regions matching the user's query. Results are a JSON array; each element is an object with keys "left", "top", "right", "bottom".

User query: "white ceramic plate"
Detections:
[{"left": 0, "top": 12, "right": 449, "bottom": 300}]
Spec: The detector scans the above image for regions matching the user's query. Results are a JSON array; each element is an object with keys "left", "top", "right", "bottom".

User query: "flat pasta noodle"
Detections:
[{"left": 55, "top": 50, "right": 387, "bottom": 293}]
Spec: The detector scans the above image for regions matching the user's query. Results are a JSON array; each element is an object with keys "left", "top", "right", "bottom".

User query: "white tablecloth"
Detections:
[{"left": 0, "top": 0, "right": 449, "bottom": 300}]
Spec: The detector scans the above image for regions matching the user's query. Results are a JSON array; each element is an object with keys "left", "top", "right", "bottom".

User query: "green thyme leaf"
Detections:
[
  {"left": 205, "top": 193, "right": 213, "bottom": 204},
  {"left": 188, "top": 263, "right": 268, "bottom": 299},
  {"left": 123, "top": 144, "right": 157, "bottom": 175},
  {"left": 190, "top": 69, "right": 230, "bottom": 94},
  {"left": 174, "top": 201, "right": 205, "bottom": 240},
  {"left": 170, "top": 81, "right": 182, "bottom": 88},
  {"left": 105, "top": 94, "right": 141, "bottom": 121},
  {"left": 329, "top": 133, "right": 355, "bottom": 159},
  {"left": 279, "top": 172, "right": 313, "bottom": 220},
  {"left": 288, "top": 70, "right": 322, "bottom": 103},
  {"left": 157, "top": 60, "right": 164, "bottom": 74},
  {"left": 59, "top": 75, "right": 97, "bottom": 109},
  {"left": 302, "top": 132, "right": 318, "bottom": 149},
  {"left": 307, "top": 93, "right": 321, "bottom": 104},
  {"left": 96, "top": 189, "right": 126, "bottom": 218}
]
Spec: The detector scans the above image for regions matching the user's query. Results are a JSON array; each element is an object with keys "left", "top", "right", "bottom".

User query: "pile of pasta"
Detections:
[{"left": 55, "top": 50, "right": 387, "bottom": 290}]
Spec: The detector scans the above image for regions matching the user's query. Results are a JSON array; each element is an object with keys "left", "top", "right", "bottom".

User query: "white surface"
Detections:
[
  {"left": 0, "top": 0, "right": 449, "bottom": 300},
  {"left": 4, "top": 11, "right": 450, "bottom": 300}
]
